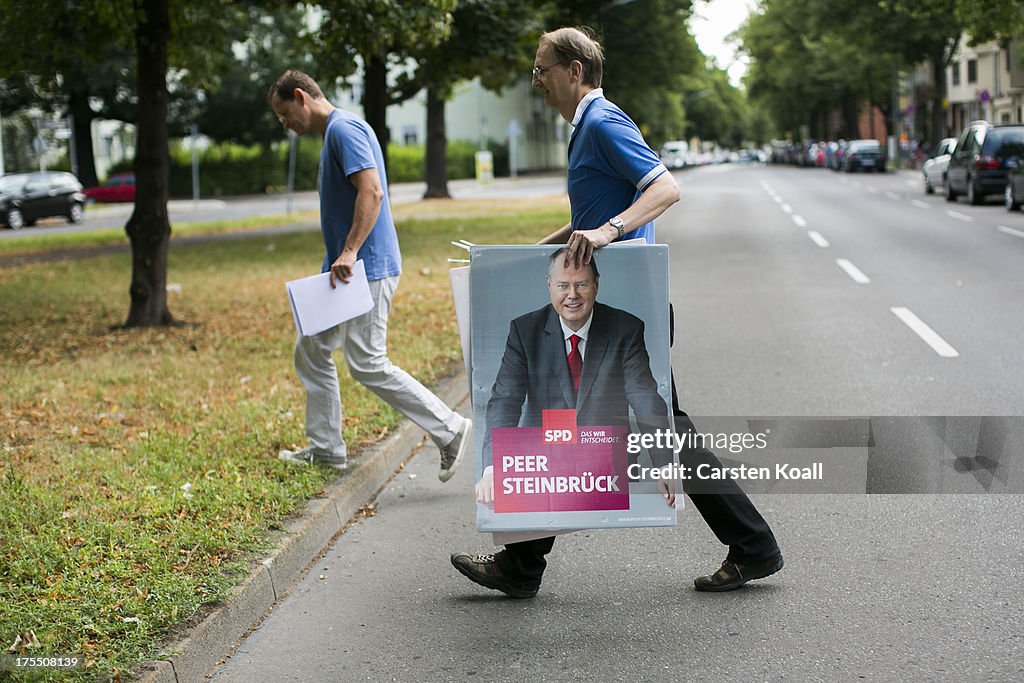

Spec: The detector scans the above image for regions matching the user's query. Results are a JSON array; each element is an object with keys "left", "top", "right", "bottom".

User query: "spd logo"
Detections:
[{"left": 542, "top": 409, "right": 577, "bottom": 444}]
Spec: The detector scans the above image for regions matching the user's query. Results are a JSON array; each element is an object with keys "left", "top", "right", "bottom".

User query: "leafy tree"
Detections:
[
  {"left": 600, "top": 0, "right": 701, "bottom": 148},
  {"left": 866, "top": 0, "right": 961, "bottom": 143},
  {"left": 0, "top": 4, "right": 139, "bottom": 186},
  {"left": 0, "top": 0, "right": 246, "bottom": 327},
  {"left": 197, "top": 5, "right": 318, "bottom": 146},
  {"left": 739, "top": 0, "right": 985, "bottom": 145},
  {"left": 956, "top": 0, "right": 1024, "bottom": 45},
  {"left": 683, "top": 63, "right": 751, "bottom": 147},
  {"left": 547, "top": 0, "right": 701, "bottom": 149},
  {"left": 418, "top": 0, "right": 541, "bottom": 198},
  {"left": 740, "top": 0, "right": 882, "bottom": 140},
  {"left": 316, "top": 0, "right": 456, "bottom": 170}
]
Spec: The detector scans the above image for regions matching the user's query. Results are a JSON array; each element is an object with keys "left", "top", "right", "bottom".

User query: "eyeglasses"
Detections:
[
  {"left": 532, "top": 62, "right": 562, "bottom": 79},
  {"left": 552, "top": 281, "right": 593, "bottom": 292}
]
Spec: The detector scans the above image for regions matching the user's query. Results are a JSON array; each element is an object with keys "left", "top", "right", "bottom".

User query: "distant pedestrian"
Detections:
[
  {"left": 450, "top": 28, "right": 782, "bottom": 598},
  {"left": 268, "top": 70, "right": 471, "bottom": 481}
]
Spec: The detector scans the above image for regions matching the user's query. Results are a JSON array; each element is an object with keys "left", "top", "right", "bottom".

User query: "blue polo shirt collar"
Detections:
[{"left": 571, "top": 89, "right": 604, "bottom": 128}]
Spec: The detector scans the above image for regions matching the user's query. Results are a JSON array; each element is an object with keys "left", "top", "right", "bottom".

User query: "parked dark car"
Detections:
[
  {"left": 842, "top": 139, "right": 886, "bottom": 172},
  {"left": 0, "top": 171, "right": 86, "bottom": 230},
  {"left": 1005, "top": 157, "right": 1024, "bottom": 212},
  {"left": 83, "top": 172, "right": 135, "bottom": 203},
  {"left": 946, "top": 121, "right": 1024, "bottom": 205}
]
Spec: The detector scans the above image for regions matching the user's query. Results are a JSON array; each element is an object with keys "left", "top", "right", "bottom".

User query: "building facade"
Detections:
[{"left": 946, "top": 38, "right": 1024, "bottom": 134}]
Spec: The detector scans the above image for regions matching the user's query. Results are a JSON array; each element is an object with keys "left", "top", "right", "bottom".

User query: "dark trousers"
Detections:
[{"left": 496, "top": 307, "right": 780, "bottom": 583}]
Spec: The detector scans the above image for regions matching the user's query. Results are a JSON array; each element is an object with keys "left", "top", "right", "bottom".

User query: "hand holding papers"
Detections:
[{"left": 286, "top": 260, "right": 374, "bottom": 337}]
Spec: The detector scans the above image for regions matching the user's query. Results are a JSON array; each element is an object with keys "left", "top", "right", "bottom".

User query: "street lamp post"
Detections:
[
  {"left": 190, "top": 123, "right": 200, "bottom": 205},
  {"left": 0, "top": 106, "right": 5, "bottom": 176},
  {"left": 286, "top": 128, "right": 297, "bottom": 214}
]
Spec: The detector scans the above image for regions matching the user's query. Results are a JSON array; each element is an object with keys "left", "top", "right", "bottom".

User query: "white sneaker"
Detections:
[
  {"left": 278, "top": 446, "right": 348, "bottom": 471},
  {"left": 438, "top": 419, "right": 472, "bottom": 482}
]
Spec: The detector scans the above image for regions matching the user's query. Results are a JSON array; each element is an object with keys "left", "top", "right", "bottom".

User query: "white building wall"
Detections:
[
  {"left": 947, "top": 38, "right": 1024, "bottom": 133},
  {"left": 90, "top": 119, "right": 135, "bottom": 180}
]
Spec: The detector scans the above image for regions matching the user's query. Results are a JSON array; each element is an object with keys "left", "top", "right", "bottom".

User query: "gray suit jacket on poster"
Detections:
[{"left": 484, "top": 302, "right": 672, "bottom": 467}]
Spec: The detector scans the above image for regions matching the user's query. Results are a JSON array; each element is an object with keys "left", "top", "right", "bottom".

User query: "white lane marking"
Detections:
[
  {"left": 886, "top": 192, "right": 901, "bottom": 200},
  {"left": 946, "top": 210, "right": 973, "bottom": 222},
  {"left": 807, "top": 231, "right": 830, "bottom": 247},
  {"left": 781, "top": 203, "right": 792, "bottom": 213},
  {"left": 890, "top": 307, "right": 959, "bottom": 358},
  {"left": 760, "top": 180, "right": 773, "bottom": 192},
  {"left": 773, "top": 195, "right": 782, "bottom": 203},
  {"left": 997, "top": 225, "right": 1024, "bottom": 239},
  {"left": 792, "top": 214, "right": 807, "bottom": 227},
  {"left": 911, "top": 200, "right": 930, "bottom": 209},
  {"left": 866, "top": 186, "right": 879, "bottom": 194},
  {"left": 836, "top": 258, "right": 870, "bottom": 284}
]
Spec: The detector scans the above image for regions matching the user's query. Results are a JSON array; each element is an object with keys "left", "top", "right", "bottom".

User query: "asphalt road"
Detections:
[
  {"left": 668, "top": 163, "right": 1024, "bottom": 415},
  {"left": 208, "top": 163, "right": 1024, "bottom": 681}
]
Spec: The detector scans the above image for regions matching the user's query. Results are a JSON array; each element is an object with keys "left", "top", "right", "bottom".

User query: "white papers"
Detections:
[{"left": 286, "top": 260, "right": 374, "bottom": 337}]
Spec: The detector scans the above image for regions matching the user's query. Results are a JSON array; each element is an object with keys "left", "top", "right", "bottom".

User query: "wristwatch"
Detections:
[{"left": 608, "top": 216, "right": 625, "bottom": 239}]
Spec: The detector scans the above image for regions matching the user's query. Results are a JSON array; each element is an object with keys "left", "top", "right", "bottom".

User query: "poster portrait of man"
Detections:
[{"left": 468, "top": 244, "right": 677, "bottom": 532}]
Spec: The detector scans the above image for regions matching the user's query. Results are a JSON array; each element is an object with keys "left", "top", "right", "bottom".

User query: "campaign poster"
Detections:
[{"left": 469, "top": 244, "right": 678, "bottom": 532}]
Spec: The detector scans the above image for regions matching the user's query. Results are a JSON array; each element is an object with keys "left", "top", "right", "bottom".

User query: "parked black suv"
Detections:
[
  {"left": 0, "top": 171, "right": 86, "bottom": 230},
  {"left": 946, "top": 121, "right": 1024, "bottom": 205}
]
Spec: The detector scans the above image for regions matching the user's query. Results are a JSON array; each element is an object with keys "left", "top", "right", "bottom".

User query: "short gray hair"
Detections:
[{"left": 540, "top": 27, "right": 604, "bottom": 88}]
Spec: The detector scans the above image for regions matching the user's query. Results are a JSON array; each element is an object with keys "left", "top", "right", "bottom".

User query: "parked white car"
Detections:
[
  {"left": 923, "top": 137, "right": 957, "bottom": 194},
  {"left": 660, "top": 141, "right": 689, "bottom": 169}
]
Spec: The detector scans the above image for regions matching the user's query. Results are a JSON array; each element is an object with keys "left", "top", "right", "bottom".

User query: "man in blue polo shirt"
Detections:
[
  {"left": 451, "top": 28, "right": 783, "bottom": 597},
  {"left": 268, "top": 70, "right": 471, "bottom": 482}
]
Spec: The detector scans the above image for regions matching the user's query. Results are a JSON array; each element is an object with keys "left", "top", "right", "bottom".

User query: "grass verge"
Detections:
[{"left": 0, "top": 195, "right": 569, "bottom": 680}]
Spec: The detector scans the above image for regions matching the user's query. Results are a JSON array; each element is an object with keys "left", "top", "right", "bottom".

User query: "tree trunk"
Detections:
[
  {"left": 362, "top": 55, "right": 390, "bottom": 175},
  {"left": 423, "top": 86, "right": 450, "bottom": 199},
  {"left": 930, "top": 50, "right": 948, "bottom": 142},
  {"left": 841, "top": 94, "right": 859, "bottom": 139},
  {"left": 68, "top": 89, "right": 98, "bottom": 187},
  {"left": 124, "top": 0, "right": 173, "bottom": 328}
]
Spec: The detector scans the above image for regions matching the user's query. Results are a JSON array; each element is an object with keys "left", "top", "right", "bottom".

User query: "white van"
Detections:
[{"left": 660, "top": 141, "right": 689, "bottom": 169}]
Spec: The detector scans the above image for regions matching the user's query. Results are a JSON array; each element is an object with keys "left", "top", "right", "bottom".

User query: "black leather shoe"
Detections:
[
  {"left": 451, "top": 552, "right": 539, "bottom": 599},
  {"left": 694, "top": 554, "right": 784, "bottom": 592}
]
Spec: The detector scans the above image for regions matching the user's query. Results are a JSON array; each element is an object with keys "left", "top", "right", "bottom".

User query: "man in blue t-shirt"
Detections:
[
  {"left": 268, "top": 70, "right": 471, "bottom": 482},
  {"left": 451, "top": 28, "right": 783, "bottom": 597}
]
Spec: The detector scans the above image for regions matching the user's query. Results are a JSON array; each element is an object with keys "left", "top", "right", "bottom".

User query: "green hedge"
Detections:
[
  {"left": 387, "top": 139, "right": 509, "bottom": 183},
  {"left": 109, "top": 139, "right": 321, "bottom": 198},
  {"left": 107, "top": 137, "right": 510, "bottom": 198}
]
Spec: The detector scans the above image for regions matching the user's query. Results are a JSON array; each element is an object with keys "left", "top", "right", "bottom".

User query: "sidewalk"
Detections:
[{"left": 137, "top": 372, "right": 471, "bottom": 682}]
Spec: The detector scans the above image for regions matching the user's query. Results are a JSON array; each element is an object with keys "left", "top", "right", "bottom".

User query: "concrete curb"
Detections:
[{"left": 135, "top": 371, "right": 469, "bottom": 682}]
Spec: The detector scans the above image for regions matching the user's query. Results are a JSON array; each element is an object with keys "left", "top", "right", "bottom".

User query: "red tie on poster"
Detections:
[{"left": 568, "top": 334, "right": 582, "bottom": 392}]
